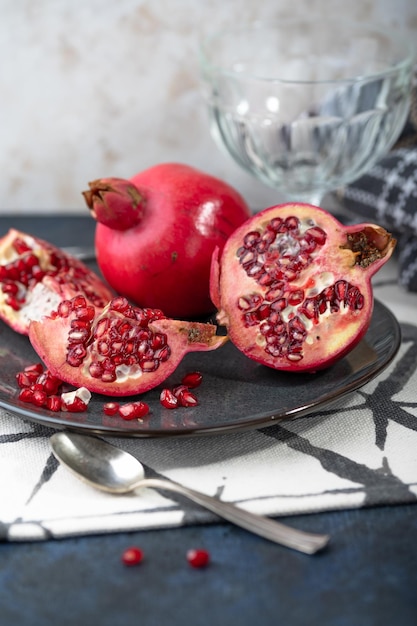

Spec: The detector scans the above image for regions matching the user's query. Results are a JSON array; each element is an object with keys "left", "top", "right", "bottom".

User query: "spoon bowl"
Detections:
[
  {"left": 50, "top": 431, "right": 330, "bottom": 554},
  {"left": 52, "top": 430, "right": 147, "bottom": 493}
]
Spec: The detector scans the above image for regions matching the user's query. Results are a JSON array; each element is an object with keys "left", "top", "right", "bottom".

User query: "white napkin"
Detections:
[{"left": 1, "top": 259, "right": 417, "bottom": 542}]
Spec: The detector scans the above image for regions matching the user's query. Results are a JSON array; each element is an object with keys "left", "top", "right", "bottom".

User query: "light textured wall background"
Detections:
[{"left": 1, "top": 0, "right": 416, "bottom": 214}]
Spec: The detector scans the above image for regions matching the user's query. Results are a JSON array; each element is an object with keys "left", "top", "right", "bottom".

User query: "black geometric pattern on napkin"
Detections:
[
  {"left": 2, "top": 316, "right": 417, "bottom": 541},
  {"left": 260, "top": 320, "right": 417, "bottom": 507}
]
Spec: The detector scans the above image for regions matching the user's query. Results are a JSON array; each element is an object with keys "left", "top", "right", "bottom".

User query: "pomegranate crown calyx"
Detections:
[{"left": 82, "top": 177, "right": 145, "bottom": 231}]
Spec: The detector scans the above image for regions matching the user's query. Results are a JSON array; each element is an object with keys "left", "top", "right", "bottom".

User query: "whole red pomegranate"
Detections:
[
  {"left": 0, "top": 229, "right": 113, "bottom": 335},
  {"left": 29, "top": 295, "right": 227, "bottom": 396},
  {"left": 211, "top": 203, "right": 396, "bottom": 372},
  {"left": 83, "top": 163, "right": 251, "bottom": 319}
]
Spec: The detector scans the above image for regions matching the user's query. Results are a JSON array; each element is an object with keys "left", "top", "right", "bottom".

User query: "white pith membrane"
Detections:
[
  {"left": 61, "top": 387, "right": 92, "bottom": 407},
  {"left": 19, "top": 282, "right": 62, "bottom": 327}
]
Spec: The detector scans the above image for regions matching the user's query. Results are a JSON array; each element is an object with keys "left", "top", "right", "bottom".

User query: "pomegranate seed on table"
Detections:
[
  {"left": 121, "top": 546, "right": 144, "bottom": 566},
  {"left": 186, "top": 548, "right": 210, "bottom": 568}
]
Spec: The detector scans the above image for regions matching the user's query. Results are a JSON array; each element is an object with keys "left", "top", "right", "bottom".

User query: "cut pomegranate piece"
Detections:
[
  {"left": 211, "top": 203, "right": 396, "bottom": 372},
  {"left": 29, "top": 295, "right": 227, "bottom": 396},
  {"left": 0, "top": 229, "right": 113, "bottom": 334}
]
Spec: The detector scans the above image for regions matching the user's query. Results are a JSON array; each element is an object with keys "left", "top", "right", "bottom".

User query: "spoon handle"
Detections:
[{"left": 137, "top": 477, "right": 329, "bottom": 554}]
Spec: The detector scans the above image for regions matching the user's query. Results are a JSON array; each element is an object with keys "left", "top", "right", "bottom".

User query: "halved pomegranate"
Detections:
[
  {"left": 211, "top": 203, "right": 396, "bottom": 372},
  {"left": 0, "top": 229, "right": 113, "bottom": 334},
  {"left": 29, "top": 295, "right": 227, "bottom": 396}
]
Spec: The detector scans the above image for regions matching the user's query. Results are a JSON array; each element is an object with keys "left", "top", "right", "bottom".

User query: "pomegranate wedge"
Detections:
[
  {"left": 211, "top": 203, "right": 396, "bottom": 372},
  {"left": 29, "top": 295, "right": 227, "bottom": 396},
  {"left": 0, "top": 229, "right": 113, "bottom": 334}
]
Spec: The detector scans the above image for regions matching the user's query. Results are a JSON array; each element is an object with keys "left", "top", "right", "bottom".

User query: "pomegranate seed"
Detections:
[
  {"left": 24, "top": 363, "right": 44, "bottom": 375},
  {"left": 181, "top": 371, "right": 203, "bottom": 389},
  {"left": 32, "top": 389, "right": 47, "bottom": 407},
  {"left": 72, "top": 295, "right": 88, "bottom": 309},
  {"left": 18, "top": 388, "right": 34, "bottom": 403},
  {"left": 173, "top": 384, "right": 188, "bottom": 398},
  {"left": 24, "top": 253, "right": 38, "bottom": 269},
  {"left": 103, "top": 402, "right": 120, "bottom": 416},
  {"left": 13, "top": 238, "right": 32, "bottom": 254},
  {"left": 186, "top": 548, "right": 210, "bottom": 568},
  {"left": 243, "top": 231, "right": 261, "bottom": 247},
  {"left": 6, "top": 296, "right": 21, "bottom": 311},
  {"left": 121, "top": 547, "right": 144, "bottom": 566},
  {"left": 61, "top": 388, "right": 91, "bottom": 413},
  {"left": 288, "top": 290, "right": 304, "bottom": 306},
  {"left": 46, "top": 396, "right": 62, "bottom": 412},
  {"left": 89, "top": 361, "right": 104, "bottom": 378},
  {"left": 177, "top": 389, "right": 198, "bottom": 408},
  {"left": 101, "top": 370, "right": 117, "bottom": 383},
  {"left": 119, "top": 402, "right": 149, "bottom": 420},
  {"left": 74, "top": 305, "right": 95, "bottom": 321},
  {"left": 1, "top": 281, "right": 19, "bottom": 295},
  {"left": 268, "top": 217, "right": 283, "bottom": 231},
  {"left": 57, "top": 300, "right": 72, "bottom": 317},
  {"left": 16, "top": 372, "right": 32, "bottom": 388},
  {"left": 110, "top": 296, "right": 131, "bottom": 314},
  {"left": 61, "top": 397, "right": 88, "bottom": 412},
  {"left": 31, "top": 265, "right": 45, "bottom": 281},
  {"left": 151, "top": 332, "right": 167, "bottom": 349},
  {"left": 36, "top": 371, "right": 63, "bottom": 395},
  {"left": 305, "top": 226, "right": 327, "bottom": 245},
  {"left": 160, "top": 388, "right": 179, "bottom": 409}
]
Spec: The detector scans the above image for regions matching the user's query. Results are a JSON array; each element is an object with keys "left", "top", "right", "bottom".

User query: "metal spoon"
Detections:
[{"left": 50, "top": 431, "right": 329, "bottom": 554}]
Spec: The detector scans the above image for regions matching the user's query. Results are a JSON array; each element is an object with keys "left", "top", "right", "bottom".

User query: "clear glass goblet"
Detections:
[{"left": 199, "top": 19, "right": 414, "bottom": 208}]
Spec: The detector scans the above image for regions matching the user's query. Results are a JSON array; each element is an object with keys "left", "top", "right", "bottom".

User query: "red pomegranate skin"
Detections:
[
  {"left": 83, "top": 163, "right": 251, "bottom": 319},
  {"left": 211, "top": 203, "right": 396, "bottom": 372}
]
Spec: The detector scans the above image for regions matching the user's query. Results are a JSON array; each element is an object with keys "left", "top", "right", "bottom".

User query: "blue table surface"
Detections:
[{"left": 1, "top": 215, "right": 417, "bottom": 626}]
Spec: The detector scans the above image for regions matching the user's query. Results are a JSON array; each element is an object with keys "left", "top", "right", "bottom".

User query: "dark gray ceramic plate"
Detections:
[{"left": 0, "top": 299, "right": 400, "bottom": 437}]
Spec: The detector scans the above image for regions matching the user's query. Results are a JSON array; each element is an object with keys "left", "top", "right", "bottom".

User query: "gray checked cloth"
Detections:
[{"left": 342, "top": 81, "right": 417, "bottom": 291}]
